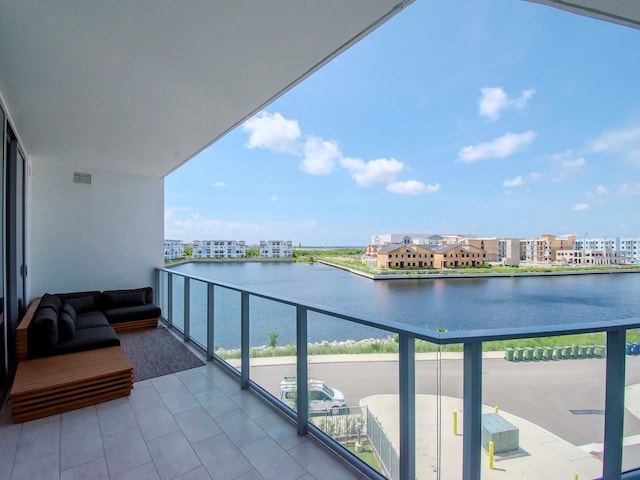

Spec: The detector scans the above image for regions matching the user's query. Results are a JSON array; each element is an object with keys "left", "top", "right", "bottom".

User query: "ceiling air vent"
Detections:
[{"left": 73, "top": 172, "right": 92, "bottom": 185}]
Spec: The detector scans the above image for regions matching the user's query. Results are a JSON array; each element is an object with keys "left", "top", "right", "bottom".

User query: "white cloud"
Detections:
[
  {"left": 478, "top": 87, "right": 535, "bottom": 121},
  {"left": 458, "top": 131, "right": 537, "bottom": 162},
  {"left": 528, "top": 172, "right": 542, "bottom": 181},
  {"left": 300, "top": 136, "right": 341, "bottom": 175},
  {"left": 212, "top": 181, "right": 225, "bottom": 187},
  {"left": 242, "top": 111, "right": 301, "bottom": 154},
  {"left": 573, "top": 203, "right": 589, "bottom": 211},
  {"left": 503, "top": 176, "right": 524, "bottom": 188},
  {"left": 585, "top": 184, "right": 609, "bottom": 204},
  {"left": 340, "top": 157, "right": 404, "bottom": 187},
  {"left": 386, "top": 180, "right": 440, "bottom": 195},
  {"left": 270, "top": 195, "right": 278, "bottom": 202},
  {"left": 552, "top": 157, "right": 585, "bottom": 182},
  {"left": 619, "top": 182, "right": 640, "bottom": 197},
  {"left": 241, "top": 112, "right": 434, "bottom": 194},
  {"left": 592, "top": 127, "right": 640, "bottom": 152},
  {"left": 164, "top": 211, "right": 319, "bottom": 242},
  {"left": 591, "top": 126, "right": 640, "bottom": 167}
]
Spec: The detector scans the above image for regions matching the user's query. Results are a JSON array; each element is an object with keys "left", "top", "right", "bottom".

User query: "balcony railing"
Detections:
[{"left": 156, "top": 267, "right": 640, "bottom": 480}]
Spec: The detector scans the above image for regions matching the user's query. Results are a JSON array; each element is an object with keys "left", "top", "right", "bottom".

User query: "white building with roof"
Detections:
[
  {"left": 193, "top": 240, "right": 246, "bottom": 259},
  {"left": 260, "top": 240, "right": 293, "bottom": 257},
  {"left": 164, "top": 239, "right": 184, "bottom": 261}
]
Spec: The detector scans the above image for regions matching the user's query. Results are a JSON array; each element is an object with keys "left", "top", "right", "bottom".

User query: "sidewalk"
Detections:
[
  {"left": 626, "top": 384, "right": 640, "bottom": 420},
  {"left": 361, "top": 394, "right": 603, "bottom": 480},
  {"left": 227, "top": 350, "right": 504, "bottom": 368}
]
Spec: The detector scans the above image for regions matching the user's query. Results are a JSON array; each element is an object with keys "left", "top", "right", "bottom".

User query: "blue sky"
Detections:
[{"left": 165, "top": 0, "right": 640, "bottom": 246}]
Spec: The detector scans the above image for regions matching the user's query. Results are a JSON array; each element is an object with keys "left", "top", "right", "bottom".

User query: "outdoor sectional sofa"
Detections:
[{"left": 10, "top": 287, "right": 161, "bottom": 423}]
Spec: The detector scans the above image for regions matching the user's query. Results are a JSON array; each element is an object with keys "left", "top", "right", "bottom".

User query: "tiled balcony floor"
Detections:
[{"left": 0, "top": 362, "right": 366, "bottom": 480}]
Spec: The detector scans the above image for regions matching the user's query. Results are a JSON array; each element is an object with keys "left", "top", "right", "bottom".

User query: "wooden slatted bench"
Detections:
[{"left": 11, "top": 346, "right": 133, "bottom": 423}]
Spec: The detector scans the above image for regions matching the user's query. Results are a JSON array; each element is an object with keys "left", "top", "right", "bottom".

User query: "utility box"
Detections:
[{"left": 481, "top": 413, "right": 519, "bottom": 454}]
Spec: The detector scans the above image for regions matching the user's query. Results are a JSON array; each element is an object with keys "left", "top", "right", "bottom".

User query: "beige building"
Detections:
[
  {"left": 376, "top": 244, "right": 487, "bottom": 269},
  {"left": 431, "top": 244, "right": 487, "bottom": 268},
  {"left": 376, "top": 244, "right": 435, "bottom": 269},
  {"left": 463, "top": 237, "right": 499, "bottom": 262},
  {"left": 520, "top": 234, "right": 575, "bottom": 263}
]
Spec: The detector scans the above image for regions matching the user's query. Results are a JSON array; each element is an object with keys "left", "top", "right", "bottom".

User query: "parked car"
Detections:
[{"left": 280, "top": 376, "right": 347, "bottom": 413}]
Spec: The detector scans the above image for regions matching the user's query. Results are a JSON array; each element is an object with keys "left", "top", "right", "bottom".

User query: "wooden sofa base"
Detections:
[
  {"left": 10, "top": 346, "right": 133, "bottom": 423},
  {"left": 111, "top": 317, "right": 158, "bottom": 333}
]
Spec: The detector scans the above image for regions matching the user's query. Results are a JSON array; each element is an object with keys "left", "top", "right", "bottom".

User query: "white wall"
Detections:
[{"left": 29, "top": 159, "right": 164, "bottom": 299}]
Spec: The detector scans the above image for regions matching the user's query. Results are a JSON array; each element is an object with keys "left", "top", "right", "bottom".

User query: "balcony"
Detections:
[
  {"left": 148, "top": 268, "right": 640, "bottom": 479},
  {"left": 0, "top": 358, "right": 362, "bottom": 480},
  {"left": 1, "top": 267, "right": 640, "bottom": 479}
]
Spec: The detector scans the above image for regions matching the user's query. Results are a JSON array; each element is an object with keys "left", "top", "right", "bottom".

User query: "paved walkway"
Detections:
[
  {"left": 362, "top": 394, "right": 603, "bottom": 480},
  {"left": 227, "top": 351, "right": 504, "bottom": 368}
]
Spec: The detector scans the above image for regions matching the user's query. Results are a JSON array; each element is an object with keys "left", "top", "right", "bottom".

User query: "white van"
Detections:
[{"left": 280, "top": 376, "right": 347, "bottom": 413}]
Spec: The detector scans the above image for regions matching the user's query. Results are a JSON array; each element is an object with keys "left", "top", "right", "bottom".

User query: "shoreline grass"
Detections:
[{"left": 215, "top": 330, "right": 639, "bottom": 360}]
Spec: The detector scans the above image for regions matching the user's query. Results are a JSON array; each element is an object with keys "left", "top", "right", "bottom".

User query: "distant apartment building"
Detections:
[
  {"left": 574, "top": 237, "right": 640, "bottom": 264},
  {"left": 463, "top": 237, "right": 499, "bottom": 262},
  {"left": 498, "top": 238, "right": 521, "bottom": 266},
  {"left": 376, "top": 243, "right": 486, "bottom": 269},
  {"left": 260, "top": 240, "right": 292, "bottom": 257},
  {"left": 520, "top": 234, "right": 575, "bottom": 263},
  {"left": 620, "top": 237, "right": 640, "bottom": 263},
  {"left": 556, "top": 249, "right": 624, "bottom": 266},
  {"left": 193, "top": 240, "right": 246, "bottom": 258},
  {"left": 370, "top": 233, "right": 480, "bottom": 247},
  {"left": 164, "top": 239, "right": 184, "bottom": 261}
]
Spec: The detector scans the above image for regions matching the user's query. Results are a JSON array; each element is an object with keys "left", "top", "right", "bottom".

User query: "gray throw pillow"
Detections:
[{"left": 58, "top": 311, "right": 75, "bottom": 342}]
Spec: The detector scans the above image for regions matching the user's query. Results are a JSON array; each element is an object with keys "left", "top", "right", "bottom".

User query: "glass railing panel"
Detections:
[
  {"left": 414, "top": 339, "right": 463, "bottom": 479},
  {"left": 171, "top": 274, "right": 185, "bottom": 333},
  {"left": 247, "top": 296, "right": 297, "bottom": 408},
  {"left": 623, "top": 328, "right": 640, "bottom": 473},
  {"left": 158, "top": 270, "right": 168, "bottom": 320},
  {"left": 308, "top": 312, "right": 398, "bottom": 478},
  {"left": 188, "top": 279, "right": 207, "bottom": 349},
  {"left": 213, "top": 285, "right": 241, "bottom": 372},
  {"left": 482, "top": 335, "right": 605, "bottom": 479}
]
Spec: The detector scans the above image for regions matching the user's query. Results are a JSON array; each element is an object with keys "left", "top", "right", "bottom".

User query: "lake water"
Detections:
[{"left": 167, "top": 262, "right": 640, "bottom": 349}]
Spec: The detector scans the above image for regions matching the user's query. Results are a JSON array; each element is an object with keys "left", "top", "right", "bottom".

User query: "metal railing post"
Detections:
[
  {"left": 463, "top": 341, "right": 482, "bottom": 480},
  {"left": 399, "top": 334, "right": 415, "bottom": 480},
  {"left": 167, "top": 273, "right": 173, "bottom": 327},
  {"left": 296, "top": 306, "right": 308, "bottom": 435},
  {"left": 183, "top": 277, "right": 190, "bottom": 341},
  {"left": 603, "top": 327, "right": 626, "bottom": 479},
  {"left": 207, "top": 283, "right": 215, "bottom": 361},
  {"left": 241, "top": 291, "right": 250, "bottom": 389}
]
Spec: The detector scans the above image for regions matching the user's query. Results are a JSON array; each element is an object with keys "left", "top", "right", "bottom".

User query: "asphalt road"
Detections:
[{"left": 249, "top": 355, "right": 640, "bottom": 447}]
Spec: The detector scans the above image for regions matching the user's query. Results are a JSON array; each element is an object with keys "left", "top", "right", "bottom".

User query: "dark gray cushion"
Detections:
[
  {"left": 57, "top": 291, "right": 102, "bottom": 311},
  {"left": 102, "top": 289, "right": 148, "bottom": 309},
  {"left": 104, "top": 304, "right": 161, "bottom": 324},
  {"left": 75, "top": 311, "right": 110, "bottom": 329},
  {"left": 31, "top": 326, "right": 120, "bottom": 359},
  {"left": 28, "top": 306, "right": 59, "bottom": 354},
  {"left": 62, "top": 302, "right": 76, "bottom": 321},
  {"left": 58, "top": 311, "right": 75, "bottom": 342},
  {"left": 65, "top": 295, "right": 97, "bottom": 314},
  {"left": 39, "top": 294, "right": 63, "bottom": 316}
]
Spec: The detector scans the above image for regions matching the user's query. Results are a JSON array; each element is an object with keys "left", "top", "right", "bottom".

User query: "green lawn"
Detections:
[{"left": 344, "top": 441, "right": 381, "bottom": 472}]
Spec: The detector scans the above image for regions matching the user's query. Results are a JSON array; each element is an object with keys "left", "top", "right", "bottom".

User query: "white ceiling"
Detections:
[
  {"left": 0, "top": 1, "right": 411, "bottom": 178},
  {"left": 526, "top": 0, "right": 640, "bottom": 30}
]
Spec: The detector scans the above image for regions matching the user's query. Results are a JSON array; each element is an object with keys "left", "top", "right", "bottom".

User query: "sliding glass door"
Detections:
[{"left": 1, "top": 116, "right": 26, "bottom": 398}]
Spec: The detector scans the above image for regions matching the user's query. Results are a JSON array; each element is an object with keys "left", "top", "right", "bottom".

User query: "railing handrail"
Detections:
[{"left": 157, "top": 266, "right": 640, "bottom": 343}]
